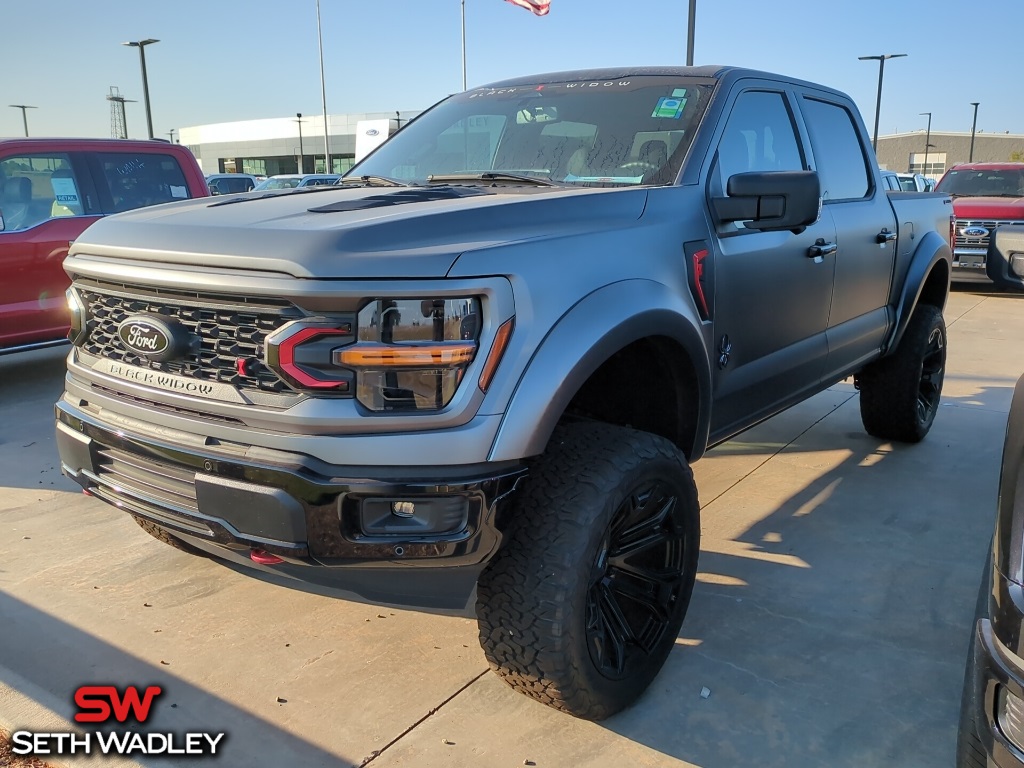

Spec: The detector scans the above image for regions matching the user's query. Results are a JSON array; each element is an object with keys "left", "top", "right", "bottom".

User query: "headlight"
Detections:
[
  {"left": 66, "top": 287, "right": 87, "bottom": 345},
  {"left": 342, "top": 298, "right": 482, "bottom": 412}
]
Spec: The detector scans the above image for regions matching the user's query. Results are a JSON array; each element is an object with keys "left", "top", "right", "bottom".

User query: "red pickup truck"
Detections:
[
  {"left": 0, "top": 138, "right": 208, "bottom": 355},
  {"left": 934, "top": 162, "right": 1024, "bottom": 284}
]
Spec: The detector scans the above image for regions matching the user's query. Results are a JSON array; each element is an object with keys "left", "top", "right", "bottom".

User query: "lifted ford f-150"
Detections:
[{"left": 56, "top": 66, "right": 954, "bottom": 719}]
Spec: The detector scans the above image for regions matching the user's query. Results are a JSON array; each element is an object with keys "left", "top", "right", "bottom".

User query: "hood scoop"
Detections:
[{"left": 308, "top": 185, "right": 487, "bottom": 213}]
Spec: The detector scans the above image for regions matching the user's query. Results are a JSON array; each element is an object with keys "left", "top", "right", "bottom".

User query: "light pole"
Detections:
[
  {"left": 919, "top": 112, "right": 931, "bottom": 175},
  {"left": 9, "top": 104, "right": 36, "bottom": 137},
  {"left": 315, "top": 0, "right": 331, "bottom": 173},
  {"left": 461, "top": 0, "right": 467, "bottom": 90},
  {"left": 123, "top": 39, "right": 159, "bottom": 139},
  {"left": 686, "top": 0, "right": 696, "bottom": 66},
  {"left": 858, "top": 53, "right": 907, "bottom": 151},
  {"left": 167, "top": 128, "right": 176, "bottom": 144},
  {"left": 295, "top": 113, "right": 306, "bottom": 173},
  {"left": 969, "top": 102, "right": 980, "bottom": 162}
]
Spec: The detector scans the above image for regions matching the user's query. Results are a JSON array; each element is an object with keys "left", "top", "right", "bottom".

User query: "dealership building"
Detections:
[
  {"left": 875, "top": 131, "right": 1024, "bottom": 180},
  {"left": 177, "top": 110, "right": 422, "bottom": 177}
]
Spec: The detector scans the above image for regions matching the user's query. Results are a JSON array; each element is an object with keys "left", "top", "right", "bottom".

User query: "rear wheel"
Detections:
[
  {"left": 475, "top": 421, "right": 700, "bottom": 720},
  {"left": 859, "top": 304, "right": 946, "bottom": 442}
]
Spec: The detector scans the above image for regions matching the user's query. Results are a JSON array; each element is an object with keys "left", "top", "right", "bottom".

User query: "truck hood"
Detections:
[
  {"left": 951, "top": 196, "right": 1024, "bottom": 220},
  {"left": 69, "top": 185, "right": 648, "bottom": 279}
]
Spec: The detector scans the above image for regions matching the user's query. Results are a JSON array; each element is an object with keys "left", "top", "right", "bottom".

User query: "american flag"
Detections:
[{"left": 505, "top": 0, "right": 550, "bottom": 16}]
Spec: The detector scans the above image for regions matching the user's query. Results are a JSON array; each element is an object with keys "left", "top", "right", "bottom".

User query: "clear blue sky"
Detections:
[{"left": 3, "top": 0, "right": 1019, "bottom": 141}]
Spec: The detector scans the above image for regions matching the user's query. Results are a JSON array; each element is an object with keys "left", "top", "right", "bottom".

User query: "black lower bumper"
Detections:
[
  {"left": 55, "top": 401, "right": 526, "bottom": 609},
  {"left": 967, "top": 618, "right": 1024, "bottom": 767}
]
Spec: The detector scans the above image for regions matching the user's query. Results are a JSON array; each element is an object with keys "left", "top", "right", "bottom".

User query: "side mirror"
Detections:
[
  {"left": 0, "top": 208, "right": 5, "bottom": 232},
  {"left": 712, "top": 171, "right": 821, "bottom": 233},
  {"left": 987, "top": 225, "right": 1024, "bottom": 292}
]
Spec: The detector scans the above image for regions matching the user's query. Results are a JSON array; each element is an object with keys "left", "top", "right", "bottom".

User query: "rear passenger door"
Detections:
[
  {"left": 707, "top": 86, "right": 837, "bottom": 439},
  {"left": 797, "top": 93, "right": 898, "bottom": 378},
  {"left": 85, "top": 150, "right": 195, "bottom": 213}
]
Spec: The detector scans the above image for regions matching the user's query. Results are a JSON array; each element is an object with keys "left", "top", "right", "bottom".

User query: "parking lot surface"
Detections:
[{"left": 2, "top": 288, "right": 1023, "bottom": 767}]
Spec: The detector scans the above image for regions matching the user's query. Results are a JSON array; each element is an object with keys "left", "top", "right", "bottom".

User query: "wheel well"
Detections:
[
  {"left": 562, "top": 336, "right": 699, "bottom": 458},
  {"left": 917, "top": 261, "right": 949, "bottom": 310}
]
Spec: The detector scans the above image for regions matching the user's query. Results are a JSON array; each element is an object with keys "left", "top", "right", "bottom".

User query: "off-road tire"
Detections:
[
  {"left": 131, "top": 515, "right": 203, "bottom": 555},
  {"left": 475, "top": 421, "right": 700, "bottom": 720},
  {"left": 859, "top": 304, "right": 946, "bottom": 443}
]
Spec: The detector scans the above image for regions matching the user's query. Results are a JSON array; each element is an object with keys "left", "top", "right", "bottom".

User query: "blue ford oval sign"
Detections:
[
  {"left": 117, "top": 316, "right": 174, "bottom": 358},
  {"left": 963, "top": 226, "right": 989, "bottom": 238},
  {"left": 365, "top": 128, "right": 380, "bottom": 136}
]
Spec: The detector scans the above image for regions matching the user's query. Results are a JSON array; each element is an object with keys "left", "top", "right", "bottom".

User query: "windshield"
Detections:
[
  {"left": 254, "top": 177, "right": 301, "bottom": 191},
  {"left": 349, "top": 77, "right": 712, "bottom": 187},
  {"left": 936, "top": 168, "right": 1024, "bottom": 197}
]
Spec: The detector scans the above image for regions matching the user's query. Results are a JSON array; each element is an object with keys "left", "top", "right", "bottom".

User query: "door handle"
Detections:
[
  {"left": 807, "top": 240, "right": 837, "bottom": 259},
  {"left": 876, "top": 229, "right": 897, "bottom": 243}
]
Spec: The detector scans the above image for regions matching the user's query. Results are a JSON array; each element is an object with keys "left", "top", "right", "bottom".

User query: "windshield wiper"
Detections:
[
  {"left": 338, "top": 175, "right": 413, "bottom": 187},
  {"left": 427, "top": 172, "right": 562, "bottom": 187}
]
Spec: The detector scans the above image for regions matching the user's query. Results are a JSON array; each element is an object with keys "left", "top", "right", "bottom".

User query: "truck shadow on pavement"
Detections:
[
  {"left": 601, "top": 385, "right": 1008, "bottom": 768},
  {"left": 0, "top": 590, "right": 359, "bottom": 767}
]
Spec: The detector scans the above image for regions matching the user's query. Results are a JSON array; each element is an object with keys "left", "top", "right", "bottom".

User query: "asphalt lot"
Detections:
[{"left": 2, "top": 287, "right": 1023, "bottom": 767}]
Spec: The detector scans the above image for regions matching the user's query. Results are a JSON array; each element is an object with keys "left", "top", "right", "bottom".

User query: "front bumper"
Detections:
[
  {"left": 55, "top": 400, "right": 526, "bottom": 608},
  {"left": 968, "top": 617, "right": 1024, "bottom": 767}
]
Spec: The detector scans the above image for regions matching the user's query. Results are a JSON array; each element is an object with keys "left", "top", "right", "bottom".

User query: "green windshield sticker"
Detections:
[
  {"left": 672, "top": 88, "right": 688, "bottom": 97},
  {"left": 652, "top": 96, "right": 686, "bottom": 119}
]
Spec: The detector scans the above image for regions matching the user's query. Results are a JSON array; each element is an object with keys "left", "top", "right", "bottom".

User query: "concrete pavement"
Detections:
[{"left": 1, "top": 287, "right": 1022, "bottom": 767}]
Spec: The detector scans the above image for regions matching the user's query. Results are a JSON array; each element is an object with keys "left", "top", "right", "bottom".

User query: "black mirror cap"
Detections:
[
  {"left": 713, "top": 171, "right": 821, "bottom": 233},
  {"left": 987, "top": 225, "right": 1024, "bottom": 293}
]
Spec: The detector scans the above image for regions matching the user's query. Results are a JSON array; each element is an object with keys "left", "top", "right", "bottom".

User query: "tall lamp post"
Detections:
[
  {"left": 9, "top": 104, "right": 36, "bottom": 137},
  {"left": 858, "top": 53, "right": 907, "bottom": 151},
  {"left": 295, "top": 113, "right": 306, "bottom": 173},
  {"left": 123, "top": 39, "right": 159, "bottom": 139},
  {"left": 969, "top": 102, "right": 980, "bottom": 162},
  {"left": 167, "top": 128, "right": 176, "bottom": 144},
  {"left": 686, "top": 0, "right": 696, "bottom": 66},
  {"left": 315, "top": 0, "right": 331, "bottom": 173},
  {"left": 919, "top": 112, "right": 932, "bottom": 176}
]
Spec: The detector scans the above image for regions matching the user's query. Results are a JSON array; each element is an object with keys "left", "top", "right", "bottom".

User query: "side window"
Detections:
[
  {"left": 801, "top": 98, "right": 871, "bottom": 201},
  {"left": 96, "top": 152, "right": 191, "bottom": 213},
  {"left": 717, "top": 91, "right": 804, "bottom": 183},
  {"left": 0, "top": 153, "right": 83, "bottom": 231}
]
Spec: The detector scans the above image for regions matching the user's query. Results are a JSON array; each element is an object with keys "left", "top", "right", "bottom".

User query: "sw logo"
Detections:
[
  {"left": 10, "top": 684, "right": 226, "bottom": 758},
  {"left": 74, "top": 684, "right": 163, "bottom": 723}
]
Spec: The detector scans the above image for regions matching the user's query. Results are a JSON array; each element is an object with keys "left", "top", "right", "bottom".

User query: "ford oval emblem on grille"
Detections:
[
  {"left": 962, "top": 226, "right": 989, "bottom": 238},
  {"left": 117, "top": 315, "right": 185, "bottom": 361}
]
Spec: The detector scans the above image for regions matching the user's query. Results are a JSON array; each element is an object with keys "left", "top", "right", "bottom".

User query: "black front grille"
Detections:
[{"left": 79, "top": 282, "right": 304, "bottom": 393}]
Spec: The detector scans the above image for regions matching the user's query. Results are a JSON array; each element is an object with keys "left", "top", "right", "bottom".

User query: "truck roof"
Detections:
[{"left": 481, "top": 65, "right": 849, "bottom": 99}]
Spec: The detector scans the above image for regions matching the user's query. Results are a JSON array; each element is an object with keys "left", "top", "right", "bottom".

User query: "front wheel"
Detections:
[
  {"left": 858, "top": 304, "right": 946, "bottom": 443},
  {"left": 475, "top": 421, "right": 700, "bottom": 720}
]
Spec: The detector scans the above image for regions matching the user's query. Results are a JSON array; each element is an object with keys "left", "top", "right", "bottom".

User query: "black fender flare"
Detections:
[
  {"left": 885, "top": 230, "right": 951, "bottom": 355},
  {"left": 487, "top": 279, "right": 712, "bottom": 462}
]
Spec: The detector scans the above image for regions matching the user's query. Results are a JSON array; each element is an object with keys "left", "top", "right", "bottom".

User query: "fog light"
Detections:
[
  {"left": 359, "top": 497, "right": 469, "bottom": 537},
  {"left": 1011, "top": 253, "right": 1024, "bottom": 278},
  {"left": 392, "top": 501, "right": 416, "bottom": 517},
  {"left": 998, "top": 686, "right": 1024, "bottom": 752}
]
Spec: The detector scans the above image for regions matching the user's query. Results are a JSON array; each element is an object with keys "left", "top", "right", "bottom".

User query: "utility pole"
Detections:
[
  {"left": 295, "top": 113, "right": 306, "bottom": 173},
  {"left": 9, "top": 104, "right": 36, "bottom": 137},
  {"left": 969, "top": 102, "right": 980, "bottom": 162},
  {"left": 123, "top": 39, "right": 160, "bottom": 139},
  {"left": 686, "top": 0, "right": 696, "bottom": 66},
  {"left": 858, "top": 53, "right": 907, "bottom": 151},
  {"left": 919, "top": 112, "right": 931, "bottom": 175}
]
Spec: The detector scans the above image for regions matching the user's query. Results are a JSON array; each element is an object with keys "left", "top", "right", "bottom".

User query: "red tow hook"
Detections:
[{"left": 250, "top": 548, "right": 285, "bottom": 565}]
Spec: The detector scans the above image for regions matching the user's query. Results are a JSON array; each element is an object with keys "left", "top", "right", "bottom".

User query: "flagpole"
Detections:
[
  {"left": 461, "top": 0, "right": 467, "bottom": 91},
  {"left": 317, "top": 0, "right": 332, "bottom": 173}
]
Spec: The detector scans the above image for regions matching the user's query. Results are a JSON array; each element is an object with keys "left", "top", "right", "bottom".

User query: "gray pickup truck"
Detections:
[{"left": 56, "top": 66, "right": 954, "bottom": 719}]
